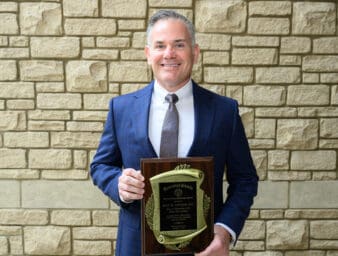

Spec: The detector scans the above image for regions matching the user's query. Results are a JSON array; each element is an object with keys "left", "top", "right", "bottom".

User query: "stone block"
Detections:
[
  {"left": 7, "top": 99, "right": 35, "bottom": 110},
  {"left": 0, "top": 60, "right": 16, "bottom": 80},
  {"left": 31, "top": 37, "right": 80, "bottom": 58},
  {"left": 303, "top": 73, "right": 320, "bottom": 84},
  {"left": 118, "top": 19, "right": 145, "bottom": 31},
  {"left": 252, "top": 181, "right": 288, "bottom": 209},
  {"left": 121, "top": 49, "right": 146, "bottom": 60},
  {"left": 291, "top": 151, "right": 336, "bottom": 170},
  {"left": 20, "top": 2, "right": 62, "bottom": 35},
  {"left": 313, "top": 37, "right": 338, "bottom": 54},
  {"left": 251, "top": 150, "right": 267, "bottom": 180},
  {"left": 67, "top": 121, "right": 103, "bottom": 132},
  {"left": 260, "top": 210, "right": 284, "bottom": 219},
  {"left": 0, "top": 48, "right": 29, "bottom": 59},
  {"left": 268, "top": 150, "right": 289, "bottom": 170},
  {"left": 290, "top": 181, "right": 338, "bottom": 208},
  {"left": 277, "top": 119, "right": 318, "bottom": 149},
  {"left": 332, "top": 86, "right": 338, "bottom": 105},
  {"left": 248, "top": 18, "right": 289, "bottom": 35},
  {"left": 0, "top": 237, "right": 8, "bottom": 255},
  {"left": 4, "top": 132, "right": 49, "bottom": 148},
  {"left": 98, "top": 37, "right": 130, "bottom": 48},
  {"left": 83, "top": 94, "right": 114, "bottom": 110},
  {"left": 9, "top": 36, "right": 28, "bottom": 47},
  {"left": 226, "top": 86, "right": 242, "bottom": 104},
  {"left": 322, "top": 73, "right": 338, "bottom": 84},
  {"left": 285, "top": 251, "right": 325, "bottom": 256},
  {"left": 102, "top": 0, "right": 146, "bottom": 17},
  {"left": 321, "top": 118, "right": 338, "bottom": 138},
  {"left": 280, "top": 55, "right": 301, "bottom": 66},
  {"left": 41, "top": 169, "right": 88, "bottom": 180},
  {"left": 92, "top": 210, "right": 119, "bottom": 226},
  {"left": 63, "top": 0, "right": 98, "bottom": 17},
  {"left": 74, "top": 150, "right": 88, "bottom": 169},
  {"left": 37, "top": 93, "right": 81, "bottom": 109},
  {"left": 28, "top": 121, "right": 65, "bottom": 131},
  {"left": 232, "top": 48, "right": 277, "bottom": 65},
  {"left": 0, "top": 111, "right": 26, "bottom": 131},
  {"left": 256, "top": 67, "right": 300, "bottom": 84},
  {"left": 0, "top": 181, "right": 20, "bottom": 208},
  {"left": 73, "top": 227, "right": 116, "bottom": 240},
  {"left": 0, "top": 149, "right": 26, "bottom": 168},
  {"left": 303, "top": 56, "right": 338, "bottom": 72},
  {"left": 28, "top": 110, "right": 70, "bottom": 121},
  {"left": 22, "top": 181, "right": 109, "bottom": 208},
  {"left": 255, "top": 107, "right": 297, "bottom": 117},
  {"left": 249, "top": 1, "right": 291, "bottom": 16},
  {"left": 0, "top": 169, "right": 39, "bottom": 179},
  {"left": 287, "top": 85, "right": 330, "bottom": 106},
  {"left": 232, "top": 36, "right": 279, "bottom": 47},
  {"left": 36, "top": 82, "right": 64, "bottom": 93},
  {"left": 51, "top": 210, "right": 91, "bottom": 226},
  {"left": 66, "top": 61, "right": 107, "bottom": 92},
  {"left": 73, "top": 111, "right": 107, "bottom": 121},
  {"left": 195, "top": 0, "right": 246, "bottom": 33},
  {"left": 0, "top": 13, "right": 18, "bottom": 34},
  {"left": 196, "top": 33, "right": 231, "bottom": 51},
  {"left": 65, "top": 18, "right": 116, "bottom": 35},
  {"left": 9, "top": 236, "right": 23, "bottom": 255},
  {"left": 267, "top": 220, "right": 308, "bottom": 249},
  {"left": 205, "top": 67, "right": 253, "bottom": 83},
  {"left": 149, "top": 0, "right": 192, "bottom": 7},
  {"left": 109, "top": 61, "right": 151, "bottom": 82},
  {"left": 82, "top": 49, "right": 119, "bottom": 60},
  {"left": 0, "top": 209, "right": 48, "bottom": 225},
  {"left": 255, "top": 119, "right": 276, "bottom": 139},
  {"left": 51, "top": 132, "right": 101, "bottom": 148},
  {"left": 24, "top": 226, "right": 70, "bottom": 255},
  {"left": 244, "top": 86, "right": 285, "bottom": 106},
  {"left": 0, "top": 82, "right": 34, "bottom": 98},
  {"left": 281, "top": 37, "right": 311, "bottom": 54},
  {"left": 73, "top": 240, "right": 111, "bottom": 256},
  {"left": 29, "top": 149, "right": 72, "bottom": 169},
  {"left": 0, "top": 2, "right": 18, "bottom": 12},
  {"left": 20, "top": 60, "right": 64, "bottom": 81},
  {"left": 203, "top": 51, "right": 229, "bottom": 65},
  {"left": 311, "top": 221, "right": 338, "bottom": 239},
  {"left": 292, "top": 2, "right": 336, "bottom": 35},
  {"left": 240, "top": 220, "right": 265, "bottom": 240}
]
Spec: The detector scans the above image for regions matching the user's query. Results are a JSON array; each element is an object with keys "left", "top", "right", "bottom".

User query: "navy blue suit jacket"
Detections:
[{"left": 90, "top": 81, "right": 258, "bottom": 255}]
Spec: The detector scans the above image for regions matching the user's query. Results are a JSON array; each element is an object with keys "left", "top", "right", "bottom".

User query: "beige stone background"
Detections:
[{"left": 0, "top": 0, "right": 338, "bottom": 255}]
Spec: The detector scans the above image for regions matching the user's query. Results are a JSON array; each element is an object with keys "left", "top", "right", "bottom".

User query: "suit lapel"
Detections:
[
  {"left": 188, "top": 82, "right": 216, "bottom": 157},
  {"left": 131, "top": 82, "right": 157, "bottom": 157}
]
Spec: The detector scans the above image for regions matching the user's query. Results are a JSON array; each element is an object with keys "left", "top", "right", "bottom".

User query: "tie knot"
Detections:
[{"left": 165, "top": 94, "right": 179, "bottom": 104}]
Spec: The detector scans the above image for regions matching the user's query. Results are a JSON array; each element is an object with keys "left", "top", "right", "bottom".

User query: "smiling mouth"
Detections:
[{"left": 161, "top": 63, "right": 180, "bottom": 67}]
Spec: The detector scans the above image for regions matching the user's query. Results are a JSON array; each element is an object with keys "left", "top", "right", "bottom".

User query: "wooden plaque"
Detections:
[{"left": 141, "top": 157, "right": 214, "bottom": 256}]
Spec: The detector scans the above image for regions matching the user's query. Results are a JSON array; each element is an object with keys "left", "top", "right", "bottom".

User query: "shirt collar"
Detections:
[{"left": 153, "top": 80, "right": 193, "bottom": 103}]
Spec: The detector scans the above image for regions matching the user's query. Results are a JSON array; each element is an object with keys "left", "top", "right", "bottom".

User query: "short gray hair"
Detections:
[{"left": 146, "top": 10, "right": 196, "bottom": 46}]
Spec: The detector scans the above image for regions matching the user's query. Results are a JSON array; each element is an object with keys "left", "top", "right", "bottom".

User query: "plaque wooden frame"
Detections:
[{"left": 141, "top": 157, "right": 214, "bottom": 256}]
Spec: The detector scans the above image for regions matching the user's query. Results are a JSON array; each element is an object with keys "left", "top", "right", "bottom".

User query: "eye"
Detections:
[
  {"left": 175, "top": 42, "right": 185, "bottom": 48},
  {"left": 155, "top": 44, "right": 165, "bottom": 50}
]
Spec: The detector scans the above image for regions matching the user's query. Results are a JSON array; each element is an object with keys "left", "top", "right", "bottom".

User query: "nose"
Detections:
[{"left": 164, "top": 46, "right": 176, "bottom": 58}]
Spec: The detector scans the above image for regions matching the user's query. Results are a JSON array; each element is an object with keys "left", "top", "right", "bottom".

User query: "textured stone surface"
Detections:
[
  {"left": 244, "top": 86, "right": 285, "bottom": 106},
  {"left": 292, "top": 2, "right": 336, "bottom": 35},
  {"left": 267, "top": 221, "right": 308, "bottom": 249},
  {"left": 31, "top": 37, "right": 80, "bottom": 58},
  {"left": 0, "top": 13, "right": 18, "bottom": 35},
  {"left": 256, "top": 67, "right": 300, "bottom": 84},
  {"left": 102, "top": 0, "right": 146, "bottom": 18},
  {"left": 232, "top": 48, "right": 278, "bottom": 65},
  {"left": 20, "top": 61, "right": 64, "bottom": 81},
  {"left": 65, "top": 18, "right": 116, "bottom": 36},
  {"left": 253, "top": 181, "right": 288, "bottom": 209},
  {"left": 277, "top": 119, "right": 318, "bottom": 149},
  {"left": 287, "top": 85, "right": 330, "bottom": 105},
  {"left": 66, "top": 61, "right": 107, "bottom": 92},
  {"left": 249, "top": 1, "right": 291, "bottom": 16},
  {"left": 24, "top": 226, "right": 70, "bottom": 255},
  {"left": 0, "top": 181, "right": 20, "bottom": 208},
  {"left": 195, "top": 0, "right": 247, "bottom": 33},
  {"left": 291, "top": 151, "right": 336, "bottom": 170},
  {"left": 63, "top": 0, "right": 98, "bottom": 17},
  {"left": 303, "top": 56, "right": 338, "bottom": 72},
  {"left": 29, "top": 149, "right": 72, "bottom": 169},
  {"left": 248, "top": 18, "right": 289, "bottom": 35},
  {"left": 20, "top": 2, "right": 62, "bottom": 35},
  {"left": 109, "top": 61, "right": 151, "bottom": 82},
  {"left": 205, "top": 67, "right": 253, "bottom": 83}
]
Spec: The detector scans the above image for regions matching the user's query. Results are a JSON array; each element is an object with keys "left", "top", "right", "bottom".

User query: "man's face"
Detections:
[{"left": 145, "top": 19, "right": 200, "bottom": 92}]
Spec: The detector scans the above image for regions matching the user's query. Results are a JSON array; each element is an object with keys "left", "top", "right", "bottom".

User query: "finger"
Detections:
[{"left": 123, "top": 168, "right": 145, "bottom": 183}]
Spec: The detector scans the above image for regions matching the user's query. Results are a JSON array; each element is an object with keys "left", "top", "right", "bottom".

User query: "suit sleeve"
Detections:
[
  {"left": 216, "top": 100, "right": 259, "bottom": 240},
  {"left": 90, "top": 99, "right": 126, "bottom": 207}
]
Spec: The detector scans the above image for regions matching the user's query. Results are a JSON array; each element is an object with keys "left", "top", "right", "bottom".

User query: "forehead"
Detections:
[{"left": 149, "top": 19, "right": 191, "bottom": 43}]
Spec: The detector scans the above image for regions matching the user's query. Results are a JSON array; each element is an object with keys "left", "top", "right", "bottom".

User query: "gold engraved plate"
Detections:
[{"left": 145, "top": 164, "right": 211, "bottom": 251}]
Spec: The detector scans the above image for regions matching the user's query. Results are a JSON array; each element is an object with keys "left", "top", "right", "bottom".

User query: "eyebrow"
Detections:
[{"left": 154, "top": 39, "right": 187, "bottom": 44}]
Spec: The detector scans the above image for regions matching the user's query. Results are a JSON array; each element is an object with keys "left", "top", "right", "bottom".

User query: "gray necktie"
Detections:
[{"left": 160, "top": 94, "right": 179, "bottom": 157}]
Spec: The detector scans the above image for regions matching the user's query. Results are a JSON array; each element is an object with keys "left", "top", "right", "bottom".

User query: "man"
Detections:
[{"left": 90, "top": 10, "right": 258, "bottom": 256}]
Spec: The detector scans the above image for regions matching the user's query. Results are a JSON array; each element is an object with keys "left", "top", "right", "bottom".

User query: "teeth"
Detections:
[{"left": 162, "top": 64, "right": 179, "bottom": 67}]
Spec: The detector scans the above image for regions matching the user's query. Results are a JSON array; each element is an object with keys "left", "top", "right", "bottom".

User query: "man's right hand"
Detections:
[{"left": 118, "top": 168, "right": 145, "bottom": 203}]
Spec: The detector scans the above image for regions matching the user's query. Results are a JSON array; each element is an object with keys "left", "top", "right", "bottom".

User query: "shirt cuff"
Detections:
[{"left": 215, "top": 222, "right": 237, "bottom": 247}]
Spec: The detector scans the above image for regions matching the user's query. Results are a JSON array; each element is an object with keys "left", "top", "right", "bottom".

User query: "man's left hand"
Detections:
[{"left": 194, "top": 225, "right": 230, "bottom": 256}]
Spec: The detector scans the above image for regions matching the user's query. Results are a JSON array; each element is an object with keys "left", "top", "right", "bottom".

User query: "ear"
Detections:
[
  {"left": 144, "top": 46, "right": 152, "bottom": 65},
  {"left": 193, "top": 44, "right": 200, "bottom": 64}
]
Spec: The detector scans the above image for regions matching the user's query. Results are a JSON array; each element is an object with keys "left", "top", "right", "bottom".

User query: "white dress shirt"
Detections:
[{"left": 148, "top": 80, "right": 195, "bottom": 157}]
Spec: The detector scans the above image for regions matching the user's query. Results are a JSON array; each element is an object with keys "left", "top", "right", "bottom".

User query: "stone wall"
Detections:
[{"left": 0, "top": 0, "right": 337, "bottom": 255}]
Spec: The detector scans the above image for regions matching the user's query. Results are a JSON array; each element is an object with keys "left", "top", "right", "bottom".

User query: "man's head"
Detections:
[{"left": 145, "top": 10, "right": 200, "bottom": 92}]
